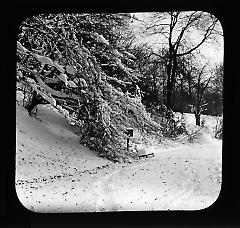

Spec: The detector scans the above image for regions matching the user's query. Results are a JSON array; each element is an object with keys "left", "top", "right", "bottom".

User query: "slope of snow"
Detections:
[
  {"left": 16, "top": 104, "right": 112, "bottom": 178},
  {"left": 16, "top": 103, "right": 114, "bottom": 212},
  {"left": 16, "top": 101, "right": 222, "bottom": 212},
  {"left": 92, "top": 113, "right": 222, "bottom": 211},
  {"left": 93, "top": 141, "right": 221, "bottom": 211}
]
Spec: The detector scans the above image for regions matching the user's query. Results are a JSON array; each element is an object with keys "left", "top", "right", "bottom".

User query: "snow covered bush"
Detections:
[
  {"left": 171, "top": 114, "right": 187, "bottom": 137},
  {"left": 16, "top": 13, "right": 162, "bottom": 162},
  {"left": 186, "top": 124, "right": 202, "bottom": 143},
  {"left": 148, "top": 106, "right": 186, "bottom": 138}
]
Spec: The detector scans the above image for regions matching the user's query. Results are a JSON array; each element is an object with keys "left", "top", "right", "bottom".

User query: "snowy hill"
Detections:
[
  {"left": 16, "top": 103, "right": 115, "bottom": 212},
  {"left": 16, "top": 104, "right": 112, "bottom": 180},
  {"left": 16, "top": 100, "right": 222, "bottom": 212}
]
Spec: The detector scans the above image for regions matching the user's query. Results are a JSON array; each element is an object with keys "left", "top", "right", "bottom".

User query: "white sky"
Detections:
[{"left": 130, "top": 12, "right": 224, "bottom": 67}]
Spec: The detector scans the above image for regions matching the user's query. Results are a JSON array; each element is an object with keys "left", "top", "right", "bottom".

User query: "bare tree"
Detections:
[
  {"left": 141, "top": 11, "right": 222, "bottom": 111},
  {"left": 181, "top": 57, "right": 213, "bottom": 126}
]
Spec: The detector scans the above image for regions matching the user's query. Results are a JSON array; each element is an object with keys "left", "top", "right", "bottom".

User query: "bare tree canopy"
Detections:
[{"left": 133, "top": 11, "right": 223, "bottom": 110}]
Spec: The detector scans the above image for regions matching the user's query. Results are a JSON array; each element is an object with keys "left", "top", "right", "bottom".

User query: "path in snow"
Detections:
[{"left": 93, "top": 141, "right": 222, "bottom": 211}]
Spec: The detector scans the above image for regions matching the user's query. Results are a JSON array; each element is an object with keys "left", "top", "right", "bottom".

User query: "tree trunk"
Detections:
[
  {"left": 166, "top": 55, "right": 177, "bottom": 110},
  {"left": 195, "top": 112, "right": 201, "bottom": 126},
  {"left": 180, "top": 78, "right": 184, "bottom": 115},
  {"left": 166, "top": 83, "right": 172, "bottom": 109}
]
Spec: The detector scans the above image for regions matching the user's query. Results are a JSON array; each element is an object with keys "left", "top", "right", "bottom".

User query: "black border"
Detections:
[{"left": 3, "top": 0, "right": 239, "bottom": 227}]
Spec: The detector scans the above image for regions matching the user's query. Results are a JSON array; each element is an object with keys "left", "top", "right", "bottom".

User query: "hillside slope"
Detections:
[
  {"left": 16, "top": 102, "right": 222, "bottom": 212},
  {"left": 16, "top": 103, "right": 116, "bottom": 212}
]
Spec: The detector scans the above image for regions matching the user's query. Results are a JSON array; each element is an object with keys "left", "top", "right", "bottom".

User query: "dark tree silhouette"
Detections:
[
  {"left": 180, "top": 56, "right": 213, "bottom": 125},
  {"left": 141, "top": 11, "right": 222, "bottom": 111}
]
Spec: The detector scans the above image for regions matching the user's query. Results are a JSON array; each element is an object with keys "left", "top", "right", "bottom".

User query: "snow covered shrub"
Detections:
[
  {"left": 186, "top": 124, "right": 202, "bottom": 143},
  {"left": 171, "top": 114, "right": 187, "bottom": 137},
  {"left": 149, "top": 107, "right": 186, "bottom": 138},
  {"left": 79, "top": 88, "right": 162, "bottom": 162},
  {"left": 200, "top": 115, "right": 218, "bottom": 136},
  {"left": 16, "top": 13, "right": 163, "bottom": 162}
]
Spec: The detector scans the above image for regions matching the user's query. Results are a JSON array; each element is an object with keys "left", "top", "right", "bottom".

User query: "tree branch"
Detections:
[
  {"left": 149, "top": 52, "right": 167, "bottom": 61},
  {"left": 106, "top": 75, "right": 132, "bottom": 86},
  {"left": 145, "top": 23, "right": 170, "bottom": 30},
  {"left": 34, "top": 74, "right": 79, "bottom": 100},
  {"left": 173, "top": 11, "right": 199, "bottom": 51},
  {"left": 176, "top": 19, "right": 218, "bottom": 57}
]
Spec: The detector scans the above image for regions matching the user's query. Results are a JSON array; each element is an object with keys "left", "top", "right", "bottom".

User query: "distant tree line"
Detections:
[{"left": 130, "top": 12, "right": 223, "bottom": 125}]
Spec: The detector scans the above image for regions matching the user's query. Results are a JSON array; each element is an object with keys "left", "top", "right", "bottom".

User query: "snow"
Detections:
[
  {"left": 175, "top": 112, "right": 221, "bottom": 136},
  {"left": 16, "top": 98, "right": 222, "bottom": 212},
  {"left": 67, "top": 80, "right": 78, "bottom": 88}
]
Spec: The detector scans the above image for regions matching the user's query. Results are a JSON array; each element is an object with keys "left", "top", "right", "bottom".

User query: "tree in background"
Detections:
[
  {"left": 180, "top": 55, "right": 213, "bottom": 125},
  {"left": 140, "top": 11, "right": 222, "bottom": 111},
  {"left": 173, "top": 57, "right": 191, "bottom": 114},
  {"left": 130, "top": 44, "right": 168, "bottom": 109},
  {"left": 204, "top": 63, "right": 223, "bottom": 116}
]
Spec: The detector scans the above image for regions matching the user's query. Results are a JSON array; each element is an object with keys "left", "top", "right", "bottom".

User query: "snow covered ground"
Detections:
[{"left": 16, "top": 98, "right": 222, "bottom": 212}]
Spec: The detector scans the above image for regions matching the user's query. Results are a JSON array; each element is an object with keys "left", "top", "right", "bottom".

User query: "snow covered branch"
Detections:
[
  {"left": 106, "top": 75, "right": 132, "bottom": 86},
  {"left": 34, "top": 75, "right": 79, "bottom": 100}
]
